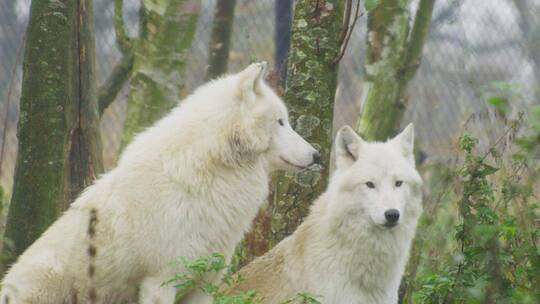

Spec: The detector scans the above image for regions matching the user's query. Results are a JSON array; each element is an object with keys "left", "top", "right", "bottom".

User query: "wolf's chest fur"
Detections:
[
  {"left": 286, "top": 206, "right": 417, "bottom": 304},
  {"left": 129, "top": 162, "right": 269, "bottom": 266}
]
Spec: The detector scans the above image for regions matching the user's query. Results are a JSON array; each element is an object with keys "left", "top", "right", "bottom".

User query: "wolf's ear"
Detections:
[
  {"left": 391, "top": 123, "right": 415, "bottom": 163},
  {"left": 238, "top": 61, "right": 267, "bottom": 98},
  {"left": 335, "top": 125, "right": 364, "bottom": 169}
]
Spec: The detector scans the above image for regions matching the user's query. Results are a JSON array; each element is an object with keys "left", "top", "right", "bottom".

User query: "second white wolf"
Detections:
[{"left": 227, "top": 125, "right": 423, "bottom": 304}]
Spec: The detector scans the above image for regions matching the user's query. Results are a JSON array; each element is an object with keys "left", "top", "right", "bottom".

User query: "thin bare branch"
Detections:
[
  {"left": 337, "top": 0, "right": 353, "bottom": 46},
  {"left": 333, "top": 0, "right": 362, "bottom": 64}
]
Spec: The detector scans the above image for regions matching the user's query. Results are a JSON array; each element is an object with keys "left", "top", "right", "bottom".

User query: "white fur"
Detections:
[
  {"left": 230, "top": 124, "right": 423, "bottom": 304},
  {"left": 0, "top": 62, "right": 317, "bottom": 304}
]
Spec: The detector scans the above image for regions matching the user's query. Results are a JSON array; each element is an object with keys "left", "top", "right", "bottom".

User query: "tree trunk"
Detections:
[
  {"left": 4, "top": 0, "right": 102, "bottom": 261},
  {"left": 353, "top": 1, "right": 436, "bottom": 302},
  {"left": 357, "top": 0, "right": 435, "bottom": 141},
  {"left": 274, "top": 0, "right": 294, "bottom": 83},
  {"left": 270, "top": 0, "right": 344, "bottom": 242},
  {"left": 205, "top": 0, "right": 236, "bottom": 80},
  {"left": 121, "top": 0, "right": 200, "bottom": 147}
]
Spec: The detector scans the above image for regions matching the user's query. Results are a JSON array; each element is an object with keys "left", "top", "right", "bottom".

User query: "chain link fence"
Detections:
[{"left": 1, "top": 0, "right": 539, "bottom": 192}]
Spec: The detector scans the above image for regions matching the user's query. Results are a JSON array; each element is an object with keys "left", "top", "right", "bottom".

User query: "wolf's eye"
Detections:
[
  {"left": 365, "top": 182, "right": 375, "bottom": 189},
  {"left": 395, "top": 180, "right": 403, "bottom": 187},
  {"left": 278, "top": 119, "right": 284, "bottom": 126}
]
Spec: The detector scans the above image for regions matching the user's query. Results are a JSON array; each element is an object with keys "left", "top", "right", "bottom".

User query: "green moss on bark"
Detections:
[
  {"left": 357, "top": 0, "right": 435, "bottom": 141},
  {"left": 121, "top": 0, "right": 199, "bottom": 147},
  {"left": 271, "top": 0, "right": 344, "bottom": 242},
  {"left": 4, "top": 0, "right": 102, "bottom": 262}
]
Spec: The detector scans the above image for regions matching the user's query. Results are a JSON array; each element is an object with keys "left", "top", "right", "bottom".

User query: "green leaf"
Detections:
[
  {"left": 365, "top": 0, "right": 379, "bottom": 11},
  {"left": 478, "top": 164, "right": 499, "bottom": 177},
  {"left": 488, "top": 96, "right": 510, "bottom": 113},
  {"left": 459, "top": 133, "right": 479, "bottom": 152}
]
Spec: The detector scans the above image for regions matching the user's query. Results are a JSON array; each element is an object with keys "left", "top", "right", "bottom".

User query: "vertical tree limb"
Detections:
[
  {"left": 356, "top": 0, "right": 435, "bottom": 141},
  {"left": 401, "top": 0, "right": 436, "bottom": 82},
  {"left": 121, "top": 0, "right": 200, "bottom": 147},
  {"left": 98, "top": 0, "right": 135, "bottom": 116},
  {"left": 274, "top": 0, "right": 294, "bottom": 83},
  {"left": 68, "top": 0, "right": 104, "bottom": 206},
  {"left": 113, "top": 0, "right": 132, "bottom": 53},
  {"left": 205, "top": 0, "right": 237, "bottom": 80}
]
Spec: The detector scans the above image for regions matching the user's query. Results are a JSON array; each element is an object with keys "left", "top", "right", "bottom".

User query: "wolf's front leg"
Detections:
[{"left": 139, "top": 276, "right": 176, "bottom": 304}]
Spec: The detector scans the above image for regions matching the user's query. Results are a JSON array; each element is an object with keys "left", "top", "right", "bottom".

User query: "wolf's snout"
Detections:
[
  {"left": 312, "top": 152, "right": 321, "bottom": 164},
  {"left": 384, "top": 209, "right": 400, "bottom": 226}
]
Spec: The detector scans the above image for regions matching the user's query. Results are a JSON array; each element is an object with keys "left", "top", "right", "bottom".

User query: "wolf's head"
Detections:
[
  {"left": 327, "top": 125, "right": 423, "bottom": 231},
  {"left": 223, "top": 62, "right": 319, "bottom": 171}
]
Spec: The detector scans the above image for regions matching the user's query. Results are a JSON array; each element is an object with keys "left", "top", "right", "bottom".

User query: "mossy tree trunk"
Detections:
[
  {"left": 121, "top": 0, "right": 200, "bottom": 147},
  {"left": 4, "top": 0, "right": 102, "bottom": 261},
  {"left": 357, "top": 0, "right": 435, "bottom": 141},
  {"left": 205, "top": 0, "right": 236, "bottom": 80},
  {"left": 354, "top": 1, "right": 436, "bottom": 302},
  {"left": 270, "top": 0, "right": 345, "bottom": 242}
]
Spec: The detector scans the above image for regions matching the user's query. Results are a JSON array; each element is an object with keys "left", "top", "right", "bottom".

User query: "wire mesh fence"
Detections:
[{"left": 1, "top": 0, "right": 539, "bottom": 193}]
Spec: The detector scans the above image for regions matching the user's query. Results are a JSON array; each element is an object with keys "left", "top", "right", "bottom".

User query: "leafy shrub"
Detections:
[
  {"left": 413, "top": 110, "right": 540, "bottom": 304},
  {"left": 166, "top": 253, "right": 321, "bottom": 304}
]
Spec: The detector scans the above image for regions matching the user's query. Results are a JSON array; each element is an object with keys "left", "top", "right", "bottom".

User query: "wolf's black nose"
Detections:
[
  {"left": 312, "top": 152, "right": 321, "bottom": 164},
  {"left": 385, "top": 209, "right": 400, "bottom": 224}
]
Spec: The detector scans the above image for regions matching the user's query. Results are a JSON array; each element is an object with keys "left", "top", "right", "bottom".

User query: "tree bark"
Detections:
[
  {"left": 121, "top": 0, "right": 200, "bottom": 147},
  {"left": 354, "top": 1, "right": 436, "bottom": 301},
  {"left": 270, "top": 0, "right": 345, "bottom": 242},
  {"left": 4, "top": 0, "right": 102, "bottom": 261},
  {"left": 205, "top": 0, "right": 236, "bottom": 80},
  {"left": 357, "top": 0, "right": 435, "bottom": 141},
  {"left": 274, "top": 0, "right": 294, "bottom": 83}
]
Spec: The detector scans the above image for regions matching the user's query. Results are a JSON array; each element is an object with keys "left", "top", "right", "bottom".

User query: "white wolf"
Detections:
[
  {"left": 226, "top": 125, "right": 423, "bottom": 304},
  {"left": 0, "top": 62, "right": 319, "bottom": 304}
]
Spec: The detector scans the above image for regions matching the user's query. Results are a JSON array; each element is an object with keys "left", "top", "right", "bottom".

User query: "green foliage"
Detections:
[
  {"left": 167, "top": 253, "right": 321, "bottom": 304},
  {"left": 480, "top": 81, "right": 521, "bottom": 115},
  {"left": 280, "top": 293, "right": 322, "bottom": 304},
  {"left": 413, "top": 119, "right": 540, "bottom": 303},
  {"left": 364, "top": 0, "right": 380, "bottom": 11}
]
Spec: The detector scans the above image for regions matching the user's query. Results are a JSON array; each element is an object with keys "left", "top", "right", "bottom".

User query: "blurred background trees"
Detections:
[{"left": 0, "top": 0, "right": 539, "bottom": 301}]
